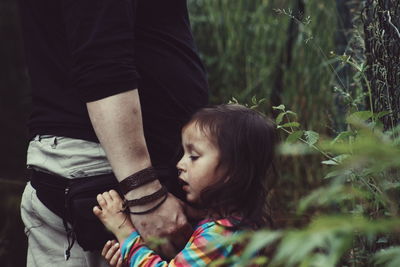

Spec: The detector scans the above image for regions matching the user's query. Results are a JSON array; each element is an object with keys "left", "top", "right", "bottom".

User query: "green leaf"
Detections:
[
  {"left": 278, "top": 143, "right": 314, "bottom": 156},
  {"left": 321, "top": 159, "right": 339, "bottom": 165},
  {"left": 272, "top": 104, "right": 285, "bottom": 111},
  {"left": 331, "top": 131, "right": 354, "bottom": 144},
  {"left": 374, "top": 247, "right": 400, "bottom": 267},
  {"left": 321, "top": 154, "right": 349, "bottom": 166},
  {"left": 279, "top": 122, "right": 300, "bottom": 128},
  {"left": 249, "top": 105, "right": 257, "bottom": 110},
  {"left": 324, "top": 169, "right": 352, "bottom": 179},
  {"left": 250, "top": 98, "right": 266, "bottom": 110},
  {"left": 286, "top": 110, "right": 298, "bottom": 118},
  {"left": 346, "top": 111, "right": 373, "bottom": 123},
  {"left": 297, "top": 185, "right": 364, "bottom": 214},
  {"left": 286, "top": 131, "right": 304, "bottom": 143},
  {"left": 276, "top": 112, "right": 285, "bottom": 125},
  {"left": 228, "top": 97, "right": 239, "bottom": 104},
  {"left": 304, "top": 130, "right": 319, "bottom": 146},
  {"left": 333, "top": 154, "right": 350, "bottom": 163},
  {"left": 251, "top": 95, "right": 257, "bottom": 105}
]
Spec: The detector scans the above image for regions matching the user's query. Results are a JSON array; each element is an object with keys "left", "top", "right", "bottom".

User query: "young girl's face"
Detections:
[{"left": 177, "top": 122, "right": 222, "bottom": 203}]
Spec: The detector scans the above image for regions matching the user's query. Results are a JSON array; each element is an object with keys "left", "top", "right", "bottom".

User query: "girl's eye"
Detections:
[{"left": 189, "top": 155, "right": 199, "bottom": 161}]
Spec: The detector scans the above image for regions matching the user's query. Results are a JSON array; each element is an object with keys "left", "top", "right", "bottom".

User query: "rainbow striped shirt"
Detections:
[{"left": 121, "top": 218, "right": 243, "bottom": 266}]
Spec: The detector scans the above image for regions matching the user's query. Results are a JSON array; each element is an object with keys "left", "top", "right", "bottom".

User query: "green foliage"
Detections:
[
  {"left": 188, "top": 6, "right": 347, "bottom": 264},
  {"left": 304, "top": 131, "right": 319, "bottom": 147},
  {"left": 219, "top": 10, "right": 400, "bottom": 259},
  {"left": 296, "top": 184, "right": 365, "bottom": 214},
  {"left": 270, "top": 99, "right": 400, "bottom": 265},
  {"left": 373, "top": 247, "right": 400, "bottom": 267},
  {"left": 219, "top": 104, "right": 400, "bottom": 266},
  {"left": 272, "top": 216, "right": 400, "bottom": 267},
  {"left": 186, "top": 1, "right": 400, "bottom": 265}
]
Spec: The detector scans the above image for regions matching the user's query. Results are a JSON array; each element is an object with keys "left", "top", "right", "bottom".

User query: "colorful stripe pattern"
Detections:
[{"left": 121, "top": 218, "right": 242, "bottom": 266}]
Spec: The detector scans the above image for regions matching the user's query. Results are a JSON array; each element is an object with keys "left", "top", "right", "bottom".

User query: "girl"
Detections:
[{"left": 94, "top": 104, "right": 277, "bottom": 266}]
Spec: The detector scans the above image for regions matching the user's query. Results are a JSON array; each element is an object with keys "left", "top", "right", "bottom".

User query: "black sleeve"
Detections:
[{"left": 62, "top": 0, "right": 139, "bottom": 102}]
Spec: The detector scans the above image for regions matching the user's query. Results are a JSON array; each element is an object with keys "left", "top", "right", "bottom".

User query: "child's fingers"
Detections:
[
  {"left": 93, "top": 206, "right": 102, "bottom": 216},
  {"left": 109, "top": 249, "right": 121, "bottom": 266},
  {"left": 97, "top": 194, "right": 106, "bottom": 208},
  {"left": 105, "top": 242, "right": 120, "bottom": 262},
  {"left": 109, "top": 190, "right": 122, "bottom": 202},
  {"left": 102, "top": 191, "right": 112, "bottom": 203},
  {"left": 116, "top": 257, "right": 123, "bottom": 267},
  {"left": 101, "top": 240, "right": 113, "bottom": 257}
]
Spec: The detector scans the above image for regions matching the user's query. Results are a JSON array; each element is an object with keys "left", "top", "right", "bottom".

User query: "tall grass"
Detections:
[
  {"left": 189, "top": 0, "right": 290, "bottom": 104},
  {"left": 188, "top": 0, "right": 342, "bottom": 219},
  {"left": 188, "top": 0, "right": 339, "bottom": 129}
]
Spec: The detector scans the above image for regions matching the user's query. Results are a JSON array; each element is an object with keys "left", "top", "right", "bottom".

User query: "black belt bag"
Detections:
[{"left": 30, "top": 169, "right": 121, "bottom": 258}]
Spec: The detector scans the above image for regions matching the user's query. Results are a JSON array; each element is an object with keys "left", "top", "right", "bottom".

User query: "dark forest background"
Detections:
[{"left": 1, "top": 0, "right": 30, "bottom": 266}]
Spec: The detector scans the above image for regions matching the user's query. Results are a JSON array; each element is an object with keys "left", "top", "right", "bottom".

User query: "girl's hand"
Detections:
[
  {"left": 102, "top": 240, "right": 123, "bottom": 267},
  {"left": 93, "top": 190, "right": 135, "bottom": 243}
]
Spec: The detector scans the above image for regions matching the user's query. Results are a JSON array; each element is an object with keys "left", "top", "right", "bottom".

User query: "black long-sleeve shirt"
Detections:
[{"left": 18, "top": 0, "right": 208, "bottom": 168}]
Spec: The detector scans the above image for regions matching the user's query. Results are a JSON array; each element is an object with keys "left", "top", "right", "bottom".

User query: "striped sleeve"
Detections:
[{"left": 120, "top": 219, "right": 240, "bottom": 267}]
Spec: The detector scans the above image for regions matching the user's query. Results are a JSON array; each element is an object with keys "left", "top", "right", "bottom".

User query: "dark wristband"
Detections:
[
  {"left": 124, "top": 193, "right": 168, "bottom": 215},
  {"left": 119, "top": 167, "right": 158, "bottom": 195},
  {"left": 123, "top": 186, "right": 168, "bottom": 207}
]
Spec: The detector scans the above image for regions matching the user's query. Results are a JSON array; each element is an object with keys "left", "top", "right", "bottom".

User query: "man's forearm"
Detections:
[
  {"left": 87, "top": 90, "right": 190, "bottom": 253},
  {"left": 87, "top": 89, "right": 161, "bottom": 198}
]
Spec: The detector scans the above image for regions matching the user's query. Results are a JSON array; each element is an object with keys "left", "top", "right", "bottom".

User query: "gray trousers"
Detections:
[{"left": 20, "top": 135, "right": 112, "bottom": 267}]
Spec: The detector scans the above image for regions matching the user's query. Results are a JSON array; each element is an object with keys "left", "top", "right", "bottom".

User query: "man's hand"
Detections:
[{"left": 129, "top": 193, "right": 193, "bottom": 258}]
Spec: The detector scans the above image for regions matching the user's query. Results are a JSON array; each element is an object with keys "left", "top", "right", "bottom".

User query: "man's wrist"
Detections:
[
  {"left": 113, "top": 160, "right": 151, "bottom": 182},
  {"left": 119, "top": 166, "right": 158, "bottom": 195},
  {"left": 120, "top": 167, "right": 168, "bottom": 215},
  {"left": 124, "top": 180, "right": 163, "bottom": 199}
]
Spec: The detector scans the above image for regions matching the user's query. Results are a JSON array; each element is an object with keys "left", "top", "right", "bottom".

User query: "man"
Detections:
[{"left": 18, "top": 0, "right": 208, "bottom": 266}]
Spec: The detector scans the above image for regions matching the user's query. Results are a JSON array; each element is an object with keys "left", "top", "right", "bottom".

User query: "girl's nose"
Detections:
[{"left": 176, "top": 157, "right": 185, "bottom": 173}]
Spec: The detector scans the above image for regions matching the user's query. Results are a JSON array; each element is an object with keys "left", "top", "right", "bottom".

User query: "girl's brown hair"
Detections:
[{"left": 187, "top": 104, "right": 277, "bottom": 228}]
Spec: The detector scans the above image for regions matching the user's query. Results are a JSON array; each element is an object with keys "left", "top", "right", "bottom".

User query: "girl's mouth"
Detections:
[
  {"left": 178, "top": 178, "right": 189, "bottom": 191},
  {"left": 178, "top": 177, "right": 189, "bottom": 186},
  {"left": 182, "top": 185, "right": 190, "bottom": 192}
]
